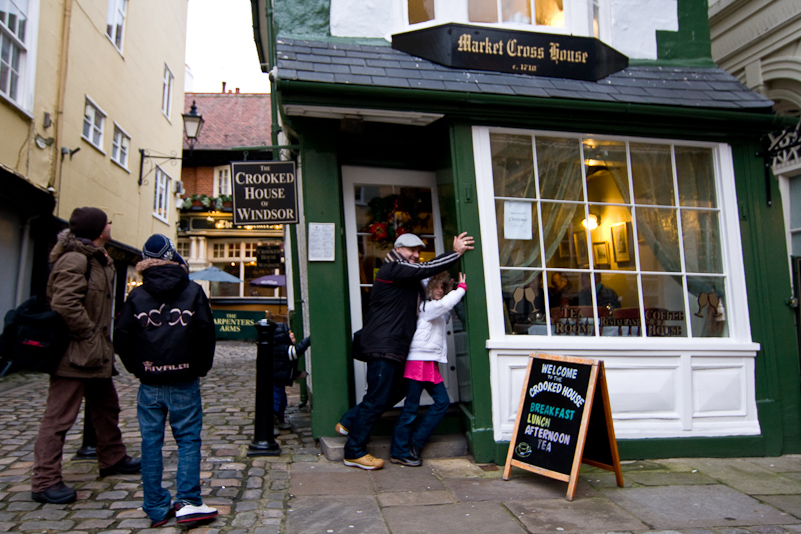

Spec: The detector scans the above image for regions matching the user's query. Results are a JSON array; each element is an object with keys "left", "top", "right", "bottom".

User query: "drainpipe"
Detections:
[
  {"left": 266, "top": 0, "right": 279, "bottom": 148},
  {"left": 50, "top": 0, "right": 75, "bottom": 219}
]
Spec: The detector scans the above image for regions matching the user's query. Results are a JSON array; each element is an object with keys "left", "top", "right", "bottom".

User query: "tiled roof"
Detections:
[
  {"left": 183, "top": 93, "right": 273, "bottom": 150},
  {"left": 275, "top": 38, "right": 773, "bottom": 111}
]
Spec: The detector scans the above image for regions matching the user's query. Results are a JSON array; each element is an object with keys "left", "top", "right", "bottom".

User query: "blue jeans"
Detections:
[
  {"left": 390, "top": 379, "right": 450, "bottom": 458},
  {"left": 342, "top": 358, "right": 406, "bottom": 460},
  {"left": 137, "top": 380, "right": 203, "bottom": 522},
  {"left": 274, "top": 385, "right": 287, "bottom": 421}
]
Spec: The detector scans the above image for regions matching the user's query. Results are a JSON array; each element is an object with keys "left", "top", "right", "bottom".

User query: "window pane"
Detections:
[
  {"left": 606, "top": 215, "right": 634, "bottom": 270},
  {"left": 497, "top": 199, "right": 540, "bottom": 269},
  {"left": 687, "top": 276, "right": 728, "bottom": 337},
  {"left": 790, "top": 176, "right": 801, "bottom": 229},
  {"left": 631, "top": 142, "right": 675, "bottom": 206},
  {"left": 468, "top": 0, "right": 497, "bottom": 22},
  {"left": 636, "top": 207, "right": 680, "bottom": 272},
  {"left": 491, "top": 133, "right": 535, "bottom": 199},
  {"left": 408, "top": 0, "right": 434, "bottom": 24},
  {"left": 682, "top": 209, "right": 722, "bottom": 273},
  {"left": 503, "top": 0, "right": 531, "bottom": 23},
  {"left": 585, "top": 140, "right": 630, "bottom": 204},
  {"left": 538, "top": 136, "right": 582, "bottom": 201},
  {"left": 535, "top": 0, "right": 564, "bottom": 26},
  {"left": 675, "top": 146, "right": 716, "bottom": 208},
  {"left": 502, "top": 269, "right": 544, "bottom": 334},
  {"left": 543, "top": 201, "right": 583, "bottom": 269},
  {"left": 641, "top": 274, "right": 688, "bottom": 337}
]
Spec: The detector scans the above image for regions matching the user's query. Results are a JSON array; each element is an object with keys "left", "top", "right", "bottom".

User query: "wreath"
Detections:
[{"left": 365, "top": 194, "right": 430, "bottom": 247}]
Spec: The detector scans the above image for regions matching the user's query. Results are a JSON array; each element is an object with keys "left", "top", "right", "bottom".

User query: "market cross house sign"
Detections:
[
  {"left": 231, "top": 161, "right": 298, "bottom": 226},
  {"left": 392, "top": 23, "right": 628, "bottom": 81}
]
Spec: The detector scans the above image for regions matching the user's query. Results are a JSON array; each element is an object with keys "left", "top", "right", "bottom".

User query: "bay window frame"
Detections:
[{"left": 472, "top": 125, "right": 757, "bottom": 352}]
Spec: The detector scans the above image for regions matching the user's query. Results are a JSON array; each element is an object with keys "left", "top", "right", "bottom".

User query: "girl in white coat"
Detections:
[{"left": 390, "top": 271, "right": 466, "bottom": 466}]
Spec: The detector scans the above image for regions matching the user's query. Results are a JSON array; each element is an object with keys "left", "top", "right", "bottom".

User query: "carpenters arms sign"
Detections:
[
  {"left": 231, "top": 161, "right": 298, "bottom": 226},
  {"left": 392, "top": 23, "right": 628, "bottom": 81}
]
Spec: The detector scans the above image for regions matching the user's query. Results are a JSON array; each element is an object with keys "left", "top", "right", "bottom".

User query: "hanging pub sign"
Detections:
[
  {"left": 256, "top": 245, "right": 282, "bottom": 270},
  {"left": 503, "top": 353, "right": 623, "bottom": 500},
  {"left": 231, "top": 161, "right": 298, "bottom": 226},
  {"left": 392, "top": 23, "right": 628, "bottom": 81}
]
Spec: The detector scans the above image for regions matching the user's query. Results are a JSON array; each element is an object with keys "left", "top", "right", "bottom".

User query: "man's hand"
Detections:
[{"left": 453, "top": 232, "right": 475, "bottom": 256}]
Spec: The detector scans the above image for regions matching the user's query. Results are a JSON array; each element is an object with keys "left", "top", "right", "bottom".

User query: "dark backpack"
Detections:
[{"left": 0, "top": 261, "right": 90, "bottom": 377}]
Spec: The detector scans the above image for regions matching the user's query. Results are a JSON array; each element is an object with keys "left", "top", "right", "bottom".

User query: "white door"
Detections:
[{"left": 342, "top": 166, "right": 461, "bottom": 404}]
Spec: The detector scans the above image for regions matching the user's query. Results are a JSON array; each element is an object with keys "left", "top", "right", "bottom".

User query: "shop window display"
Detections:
[{"left": 489, "top": 131, "right": 728, "bottom": 338}]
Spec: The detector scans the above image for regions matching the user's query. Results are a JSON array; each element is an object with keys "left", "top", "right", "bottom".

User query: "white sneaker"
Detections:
[{"left": 175, "top": 502, "right": 218, "bottom": 524}]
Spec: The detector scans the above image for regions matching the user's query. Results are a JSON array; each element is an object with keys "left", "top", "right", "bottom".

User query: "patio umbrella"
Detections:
[
  {"left": 189, "top": 266, "right": 244, "bottom": 283},
  {"left": 250, "top": 274, "right": 286, "bottom": 287}
]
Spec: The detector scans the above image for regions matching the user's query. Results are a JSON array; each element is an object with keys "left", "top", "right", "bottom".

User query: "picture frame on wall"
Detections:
[
  {"left": 593, "top": 242, "right": 610, "bottom": 267},
  {"left": 573, "top": 231, "right": 589, "bottom": 267},
  {"left": 611, "top": 222, "right": 631, "bottom": 262}
]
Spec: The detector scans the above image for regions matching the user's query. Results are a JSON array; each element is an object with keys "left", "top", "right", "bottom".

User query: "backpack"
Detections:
[{"left": 0, "top": 261, "right": 91, "bottom": 377}]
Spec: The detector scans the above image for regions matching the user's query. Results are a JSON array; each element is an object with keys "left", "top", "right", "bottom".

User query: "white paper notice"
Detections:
[
  {"left": 504, "top": 201, "right": 532, "bottom": 240},
  {"left": 308, "top": 223, "right": 336, "bottom": 261}
]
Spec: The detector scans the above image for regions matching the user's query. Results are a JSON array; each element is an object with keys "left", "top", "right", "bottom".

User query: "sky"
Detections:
[{"left": 185, "top": 0, "right": 271, "bottom": 94}]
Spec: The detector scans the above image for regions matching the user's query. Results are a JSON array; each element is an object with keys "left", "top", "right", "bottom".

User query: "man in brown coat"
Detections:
[{"left": 31, "top": 207, "right": 140, "bottom": 504}]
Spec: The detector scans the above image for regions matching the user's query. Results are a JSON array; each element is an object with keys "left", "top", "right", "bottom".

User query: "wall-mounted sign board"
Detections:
[
  {"left": 231, "top": 161, "right": 298, "bottom": 226},
  {"left": 503, "top": 353, "right": 623, "bottom": 500}
]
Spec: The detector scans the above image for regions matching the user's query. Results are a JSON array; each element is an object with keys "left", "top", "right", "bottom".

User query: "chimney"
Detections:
[
  {"left": 221, "top": 81, "right": 226, "bottom": 93},
  {"left": 236, "top": 88, "right": 240, "bottom": 94}
]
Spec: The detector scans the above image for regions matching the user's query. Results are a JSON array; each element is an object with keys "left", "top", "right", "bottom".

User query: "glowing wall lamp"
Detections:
[{"left": 582, "top": 213, "right": 600, "bottom": 230}]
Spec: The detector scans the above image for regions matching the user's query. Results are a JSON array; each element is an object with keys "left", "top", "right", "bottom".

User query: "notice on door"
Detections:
[
  {"left": 504, "top": 201, "right": 532, "bottom": 240},
  {"left": 308, "top": 223, "right": 336, "bottom": 262}
]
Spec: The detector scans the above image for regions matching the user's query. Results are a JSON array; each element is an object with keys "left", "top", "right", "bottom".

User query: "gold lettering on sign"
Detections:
[
  {"left": 549, "top": 42, "right": 588, "bottom": 64},
  {"left": 457, "top": 33, "right": 504, "bottom": 55},
  {"left": 506, "top": 39, "right": 545, "bottom": 59}
]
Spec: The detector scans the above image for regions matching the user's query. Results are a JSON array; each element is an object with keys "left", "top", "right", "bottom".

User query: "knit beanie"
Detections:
[
  {"left": 69, "top": 207, "right": 108, "bottom": 240},
  {"left": 142, "top": 234, "right": 185, "bottom": 266}
]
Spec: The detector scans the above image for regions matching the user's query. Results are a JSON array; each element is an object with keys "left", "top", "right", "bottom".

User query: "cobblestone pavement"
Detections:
[
  {"left": 0, "top": 340, "right": 313, "bottom": 534},
  {"left": 3, "top": 342, "right": 801, "bottom": 534}
]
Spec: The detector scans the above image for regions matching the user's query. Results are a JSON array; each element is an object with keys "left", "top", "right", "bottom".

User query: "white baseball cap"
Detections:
[{"left": 394, "top": 233, "right": 425, "bottom": 249}]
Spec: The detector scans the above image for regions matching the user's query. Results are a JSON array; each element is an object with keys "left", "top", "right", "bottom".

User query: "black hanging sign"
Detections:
[
  {"left": 231, "top": 161, "right": 298, "bottom": 226},
  {"left": 503, "top": 353, "right": 623, "bottom": 500},
  {"left": 392, "top": 23, "right": 628, "bottom": 81}
]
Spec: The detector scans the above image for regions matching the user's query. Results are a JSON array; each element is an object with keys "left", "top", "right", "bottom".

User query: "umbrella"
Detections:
[
  {"left": 250, "top": 274, "right": 286, "bottom": 287},
  {"left": 189, "top": 266, "right": 244, "bottom": 283}
]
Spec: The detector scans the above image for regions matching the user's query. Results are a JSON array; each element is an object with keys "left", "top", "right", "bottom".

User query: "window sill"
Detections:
[{"left": 81, "top": 136, "right": 106, "bottom": 155}]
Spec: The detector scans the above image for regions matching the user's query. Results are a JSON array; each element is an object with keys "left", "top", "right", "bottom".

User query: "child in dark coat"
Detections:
[{"left": 273, "top": 323, "right": 310, "bottom": 429}]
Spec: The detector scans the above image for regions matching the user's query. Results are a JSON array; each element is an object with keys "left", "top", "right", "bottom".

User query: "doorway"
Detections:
[{"left": 342, "top": 166, "right": 461, "bottom": 404}]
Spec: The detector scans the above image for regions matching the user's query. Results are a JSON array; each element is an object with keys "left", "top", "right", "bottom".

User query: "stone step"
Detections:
[{"left": 319, "top": 433, "right": 469, "bottom": 462}]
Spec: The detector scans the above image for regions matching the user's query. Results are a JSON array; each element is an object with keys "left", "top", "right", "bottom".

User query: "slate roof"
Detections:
[
  {"left": 183, "top": 93, "right": 272, "bottom": 151},
  {"left": 275, "top": 38, "right": 773, "bottom": 111}
]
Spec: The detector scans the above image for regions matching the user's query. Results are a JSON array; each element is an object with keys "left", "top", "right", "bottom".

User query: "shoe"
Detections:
[
  {"left": 99, "top": 455, "right": 141, "bottom": 477},
  {"left": 175, "top": 502, "right": 218, "bottom": 524},
  {"left": 151, "top": 507, "right": 175, "bottom": 527},
  {"left": 390, "top": 455, "right": 422, "bottom": 467},
  {"left": 277, "top": 421, "right": 292, "bottom": 430},
  {"left": 344, "top": 453, "right": 384, "bottom": 470},
  {"left": 335, "top": 423, "right": 349, "bottom": 436},
  {"left": 32, "top": 481, "right": 77, "bottom": 504},
  {"left": 410, "top": 443, "right": 422, "bottom": 461}
]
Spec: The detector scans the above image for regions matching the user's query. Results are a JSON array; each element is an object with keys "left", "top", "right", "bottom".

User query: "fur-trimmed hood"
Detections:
[
  {"left": 49, "top": 229, "right": 107, "bottom": 264},
  {"left": 136, "top": 258, "right": 190, "bottom": 301}
]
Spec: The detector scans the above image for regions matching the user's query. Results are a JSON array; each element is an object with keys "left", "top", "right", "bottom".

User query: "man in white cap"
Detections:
[{"left": 338, "top": 231, "right": 474, "bottom": 470}]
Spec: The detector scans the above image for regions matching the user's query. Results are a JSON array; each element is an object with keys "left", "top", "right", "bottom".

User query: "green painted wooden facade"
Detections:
[{"left": 252, "top": 0, "right": 801, "bottom": 462}]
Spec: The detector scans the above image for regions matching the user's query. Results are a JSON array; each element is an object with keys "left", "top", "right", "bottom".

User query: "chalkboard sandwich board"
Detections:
[{"left": 503, "top": 353, "right": 623, "bottom": 500}]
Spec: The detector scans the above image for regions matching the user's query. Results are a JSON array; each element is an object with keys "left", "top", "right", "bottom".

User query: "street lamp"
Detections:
[
  {"left": 139, "top": 100, "right": 205, "bottom": 186},
  {"left": 182, "top": 100, "right": 204, "bottom": 151}
]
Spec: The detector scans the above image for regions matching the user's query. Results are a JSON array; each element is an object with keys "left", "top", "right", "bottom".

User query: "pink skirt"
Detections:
[{"left": 404, "top": 360, "right": 443, "bottom": 384}]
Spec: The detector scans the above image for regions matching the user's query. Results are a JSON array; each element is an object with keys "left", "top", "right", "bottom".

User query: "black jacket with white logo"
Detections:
[{"left": 114, "top": 259, "right": 215, "bottom": 384}]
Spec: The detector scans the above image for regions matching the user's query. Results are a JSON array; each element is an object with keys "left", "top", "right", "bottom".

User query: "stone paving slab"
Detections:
[
  {"left": 285, "top": 495, "right": 387, "bottom": 534},
  {"left": 505, "top": 495, "right": 650, "bottom": 533},
  {"left": 382, "top": 500, "right": 529, "bottom": 534},
  {"left": 602, "top": 484, "right": 801, "bottom": 529},
  {"left": 444, "top": 474, "right": 598, "bottom": 501},
  {"left": 688, "top": 459, "right": 801, "bottom": 495}
]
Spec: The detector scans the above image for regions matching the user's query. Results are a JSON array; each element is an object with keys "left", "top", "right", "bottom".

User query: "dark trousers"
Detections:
[
  {"left": 32, "top": 376, "right": 127, "bottom": 491},
  {"left": 342, "top": 357, "right": 406, "bottom": 460}
]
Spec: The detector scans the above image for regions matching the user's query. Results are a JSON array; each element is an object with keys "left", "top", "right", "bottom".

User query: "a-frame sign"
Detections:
[{"left": 503, "top": 353, "right": 623, "bottom": 500}]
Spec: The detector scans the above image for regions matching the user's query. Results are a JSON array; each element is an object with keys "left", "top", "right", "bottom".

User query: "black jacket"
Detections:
[
  {"left": 273, "top": 323, "right": 310, "bottom": 386},
  {"left": 360, "top": 249, "right": 461, "bottom": 363},
  {"left": 114, "top": 259, "right": 215, "bottom": 384}
]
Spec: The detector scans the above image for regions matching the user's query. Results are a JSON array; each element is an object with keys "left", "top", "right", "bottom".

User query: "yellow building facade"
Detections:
[{"left": 1, "top": 0, "right": 188, "bottom": 315}]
